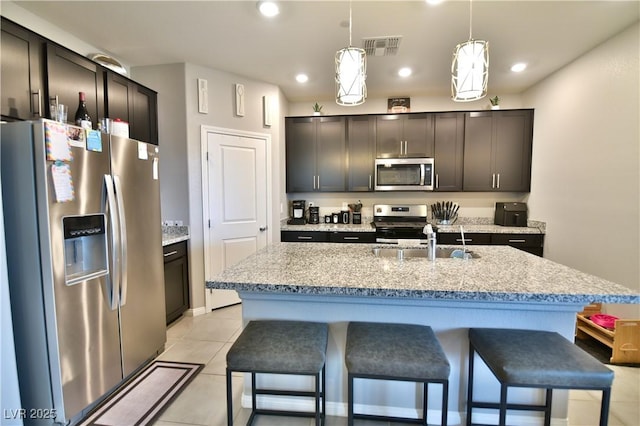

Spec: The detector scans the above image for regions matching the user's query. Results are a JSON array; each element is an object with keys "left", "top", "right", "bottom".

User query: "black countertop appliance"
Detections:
[
  {"left": 495, "top": 202, "right": 528, "bottom": 227},
  {"left": 289, "top": 200, "right": 306, "bottom": 225}
]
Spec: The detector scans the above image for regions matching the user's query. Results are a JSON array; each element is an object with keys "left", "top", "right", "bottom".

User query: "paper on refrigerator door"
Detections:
[
  {"left": 137, "top": 142, "right": 148, "bottom": 160},
  {"left": 51, "top": 162, "right": 75, "bottom": 202},
  {"left": 45, "top": 121, "right": 72, "bottom": 161}
]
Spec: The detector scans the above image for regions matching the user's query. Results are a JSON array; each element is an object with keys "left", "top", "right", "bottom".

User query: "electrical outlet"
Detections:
[{"left": 175, "top": 220, "right": 183, "bottom": 226}]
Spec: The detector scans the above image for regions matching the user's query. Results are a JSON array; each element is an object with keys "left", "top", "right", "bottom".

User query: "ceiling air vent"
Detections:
[{"left": 362, "top": 36, "right": 402, "bottom": 57}]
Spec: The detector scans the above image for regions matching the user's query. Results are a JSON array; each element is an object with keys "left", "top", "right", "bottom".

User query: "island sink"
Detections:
[{"left": 372, "top": 246, "right": 480, "bottom": 259}]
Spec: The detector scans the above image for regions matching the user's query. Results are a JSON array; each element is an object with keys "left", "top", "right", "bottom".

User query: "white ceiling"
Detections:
[{"left": 12, "top": 0, "right": 640, "bottom": 102}]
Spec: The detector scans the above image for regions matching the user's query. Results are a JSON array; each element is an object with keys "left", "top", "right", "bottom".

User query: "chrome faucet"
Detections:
[{"left": 423, "top": 224, "right": 437, "bottom": 261}]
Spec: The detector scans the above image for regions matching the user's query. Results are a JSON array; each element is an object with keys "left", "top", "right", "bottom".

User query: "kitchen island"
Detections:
[{"left": 207, "top": 243, "right": 638, "bottom": 425}]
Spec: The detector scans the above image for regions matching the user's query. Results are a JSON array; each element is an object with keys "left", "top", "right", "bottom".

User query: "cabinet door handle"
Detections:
[
  {"left": 343, "top": 236, "right": 359, "bottom": 240},
  {"left": 435, "top": 174, "right": 439, "bottom": 189},
  {"left": 369, "top": 175, "right": 372, "bottom": 190},
  {"left": 508, "top": 239, "right": 526, "bottom": 243},
  {"left": 455, "top": 238, "right": 472, "bottom": 243},
  {"left": 497, "top": 173, "right": 501, "bottom": 189},
  {"left": 316, "top": 175, "right": 320, "bottom": 190},
  {"left": 492, "top": 173, "right": 496, "bottom": 189},
  {"left": 297, "top": 236, "right": 313, "bottom": 240},
  {"left": 313, "top": 175, "right": 316, "bottom": 190},
  {"left": 31, "top": 90, "right": 42, "bottom": 117},
  {"left": 163, "top": 250, "right": 178, "bottom": 257}
]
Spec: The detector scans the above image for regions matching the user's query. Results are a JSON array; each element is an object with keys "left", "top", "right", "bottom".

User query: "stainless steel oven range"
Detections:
[{"left": 372, "top": 204, "right": 428, "bottom": 243}]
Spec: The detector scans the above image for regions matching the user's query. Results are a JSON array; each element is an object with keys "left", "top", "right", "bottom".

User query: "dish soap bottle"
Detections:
[{"left": 74, "top": 92, "right": 92, "bottom": 129}]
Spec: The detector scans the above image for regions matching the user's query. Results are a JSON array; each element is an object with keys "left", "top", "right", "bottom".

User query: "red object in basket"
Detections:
[{"left": 590, "top": 313, "right": 619, "bottom": 329}]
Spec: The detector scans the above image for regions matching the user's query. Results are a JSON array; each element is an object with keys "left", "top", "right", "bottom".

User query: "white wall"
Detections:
[
  {"left": 131, "top": 64, "right": 189, "bottom": 224},
  {"left": 133, "top": 63, "right": 287, "bottom": 311},
  {"left": 523, "top": 23, "right": 640, "bottom": 317}
]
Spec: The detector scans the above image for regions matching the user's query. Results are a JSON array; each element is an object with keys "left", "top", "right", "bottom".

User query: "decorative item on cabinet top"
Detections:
[{"left": 88, "top": 53, "right": 127, "bottom": 76}]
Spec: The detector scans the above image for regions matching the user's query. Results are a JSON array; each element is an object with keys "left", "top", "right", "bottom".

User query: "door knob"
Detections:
[{"left": 259, "top": 227, "right": 267, "bottom": 232}]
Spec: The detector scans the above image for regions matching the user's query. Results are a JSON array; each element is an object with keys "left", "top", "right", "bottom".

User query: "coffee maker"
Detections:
[
  {"left": 289, "top": 200, "right": 306, "bottom": 225},
  {"left": 308, "top": 206, "right": 320, "bottom": 224}
]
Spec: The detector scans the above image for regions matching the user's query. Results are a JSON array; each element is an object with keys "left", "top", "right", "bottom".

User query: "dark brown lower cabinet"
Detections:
[
  {"left": 163, "top": 241, "right": 190, "bottom": 324},
  {"left": 437, "top": 232, "right": 544, "bottom": 256},
  {"left": 281, "top": 230, "right": 376, "bottom": 243},
  {"left": 491, "top": 233, "right": 544, "bottom": 257}
]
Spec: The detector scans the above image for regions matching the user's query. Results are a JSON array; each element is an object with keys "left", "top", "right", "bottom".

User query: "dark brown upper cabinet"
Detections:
[
  {"left": 106, "top": 71, "right": 158, "bottom": 144},
  {"left": 433, "top": 112, "right": 465, "bottom": 192},
  {"left": 463, "top": 110, "right": 533, "bottom": 192},
  {"left": 1, "top": 19, "right": 44, "bottom": 121},
  {"left": 375, "top": 113, "right": 435, "bottom": 158},
  {"left": 286, "top": 116, "right": 346, "bottom": 192},
  {"left": 347, "top": 115, "right": 375, "bottom": 192}
]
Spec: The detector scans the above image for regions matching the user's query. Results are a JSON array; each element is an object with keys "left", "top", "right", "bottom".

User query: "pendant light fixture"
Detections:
[
  {"left": 335, "top": 1, "right": 366, "bottom": 106},
  {"left": 451, "top": 0, "right": 488, "bottom": 102}
]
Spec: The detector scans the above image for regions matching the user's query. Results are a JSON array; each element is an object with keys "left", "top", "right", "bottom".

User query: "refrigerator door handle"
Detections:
[
  {"left": 103, "top": 174, "right": 120, "bottom": 310},
  {"left": 113, "top": 175, "right": 129, "bottom": 306}
]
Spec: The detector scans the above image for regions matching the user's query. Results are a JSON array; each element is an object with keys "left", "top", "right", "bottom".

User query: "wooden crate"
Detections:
[{"left": 576, "top": 303, "right": 640, "bottom": 364}]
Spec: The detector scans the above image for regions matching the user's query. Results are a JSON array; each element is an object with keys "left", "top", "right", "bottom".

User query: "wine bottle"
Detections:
[{"left": 74, "top": 92, "right": 92, "bottom": 129}]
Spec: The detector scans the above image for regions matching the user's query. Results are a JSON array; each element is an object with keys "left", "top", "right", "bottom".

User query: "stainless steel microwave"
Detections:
[{"left": 374, "top": 158, "right": 435, "bottom": 191}]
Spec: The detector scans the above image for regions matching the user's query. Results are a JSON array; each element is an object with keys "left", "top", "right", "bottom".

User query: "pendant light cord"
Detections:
[
  {"left": 469, "top": 0, "right": 473, "bottom": 40},
  {"left": 349, "top": 0, "right": 353, "bottom": 47}
]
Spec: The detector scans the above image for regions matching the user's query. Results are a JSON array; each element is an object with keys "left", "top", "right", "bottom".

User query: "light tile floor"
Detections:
[{"left": 153, "top": 305, "right": 639, "bottom": 426}]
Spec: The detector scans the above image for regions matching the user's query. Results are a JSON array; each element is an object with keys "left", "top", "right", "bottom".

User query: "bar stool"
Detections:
[
  {"left": 345, "top": 322, "right": 450, "bottom": 425},
  {"left": 226, "top": 320, "right": 328, "bottom": 426},
  {"left": 467, "top": 327, "right": 614, "bottom": 426}
]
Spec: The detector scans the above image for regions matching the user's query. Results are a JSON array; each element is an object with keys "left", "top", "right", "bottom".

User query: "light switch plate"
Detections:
[
  {"left": 235, "top": 83, "right": 245, "bottom": 116},
  {"left": 198, "top": 78, "right": 208, "bottom": 114}
]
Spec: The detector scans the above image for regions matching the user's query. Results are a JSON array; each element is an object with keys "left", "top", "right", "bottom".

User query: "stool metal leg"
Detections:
[
  {"left": 442, "top": 380, "right": 449, "bottom": 426},
  {"left": 543, "top": 388, "right": 552, "bottom": 426},
  {"left": 226, "top": 368, "right": 233, "bottom": 426},
  {"left": 348, "top": 373, "right": 354, "bottom": 426},
  {"left": 314, "top": 371, "right": 320, "bottom": 426},
  {"left": 422, "top": 382, "right": 428, "bottom": 426},
  {"left": 466, "top": 344, "right": 475, "bottom": 426},
  {"left": 600, "top": 388, "right": 611, "bottom": 426},
  {"left": 247, "top": 372, "right": 257, "bottom": 426},
  {"left": 498, "top": 384, "right": 508, "bottom": 426},
  {"left": 322, "top": 365, "right": 326, "bottom": 425}
]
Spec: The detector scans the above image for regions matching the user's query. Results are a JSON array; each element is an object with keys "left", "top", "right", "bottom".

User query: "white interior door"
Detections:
[{"left": 203, "top": 130, "right": 268, "bottom": 310}]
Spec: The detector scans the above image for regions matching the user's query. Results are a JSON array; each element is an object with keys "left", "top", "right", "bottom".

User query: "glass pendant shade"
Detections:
[
  {"left": 335, "top": 47, "right": 367, "bottom": 106},
  {"left": 451, "top": 39, "right": 489, "bottom": 101}
]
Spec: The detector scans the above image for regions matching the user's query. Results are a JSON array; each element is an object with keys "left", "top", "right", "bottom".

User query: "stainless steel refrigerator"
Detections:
[{"left": 1, "top": 119, "right": 166, "bottom": 425}]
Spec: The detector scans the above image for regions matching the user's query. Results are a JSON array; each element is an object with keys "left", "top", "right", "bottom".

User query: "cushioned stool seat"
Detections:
[
  {"left": 226, "top": 320, "right": 328, "bottom": 426},
  {"left": 467, "top": 328, "right": 614, "bottom": 426},
  {"left": 346, "top": 322, "right": 450, "bottom": 425}
]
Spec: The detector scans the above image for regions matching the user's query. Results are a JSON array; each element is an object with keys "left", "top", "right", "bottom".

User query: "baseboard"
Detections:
[{"left": 184, "top": 306, "right": 207, "bottom": 317}]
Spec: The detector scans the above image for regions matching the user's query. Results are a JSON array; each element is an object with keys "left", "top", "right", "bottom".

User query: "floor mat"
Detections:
[{"left": 79, "top": 360, "right": 203, "bottom": 426}]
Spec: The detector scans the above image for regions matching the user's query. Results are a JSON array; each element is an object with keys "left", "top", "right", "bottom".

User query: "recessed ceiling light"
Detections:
[
  {"left": 257, "top": 1, "right": 279, "bottom": 17},
  {"left": 426, "top": 0, "right": 444, "bottom": 5},
  {"left": 511, "top": 62, "right": 527, "bottom": 72},
  {"left": 295, "top": 74, "right": 309, "bottom": 83},
  {"left": 398, "top": 67, "right": 412, "bottom": 78}
]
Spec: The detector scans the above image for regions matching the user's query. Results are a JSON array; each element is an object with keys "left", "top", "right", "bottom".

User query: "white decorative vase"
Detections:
[
  {"left": 313, "top": 111, "right": 321, "bottom": 116},
  {"left": 491, "top": 105, "right": 500, "bottom": 110}
]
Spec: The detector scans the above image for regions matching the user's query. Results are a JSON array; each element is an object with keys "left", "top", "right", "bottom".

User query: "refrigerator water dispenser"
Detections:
[{"left": 63, "top": 214, "right": 109, "bottom": 285}]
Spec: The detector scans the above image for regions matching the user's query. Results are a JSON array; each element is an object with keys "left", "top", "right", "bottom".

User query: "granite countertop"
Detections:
[
  {"left": 280, "top": 217, "right": 545, "bottom": 235},
  {"left": 207, "top": 242, "right": 638, "bottom": 304},
  {"left": 162, "top": 225, "right": 190, "bottom": 246}
]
